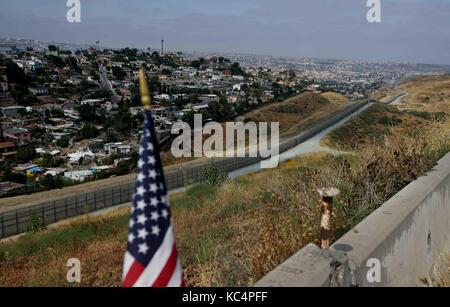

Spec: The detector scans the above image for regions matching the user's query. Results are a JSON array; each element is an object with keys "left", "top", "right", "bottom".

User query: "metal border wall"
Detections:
[{"left": 0, "top": 100, "right": 370, "bottom": 239}]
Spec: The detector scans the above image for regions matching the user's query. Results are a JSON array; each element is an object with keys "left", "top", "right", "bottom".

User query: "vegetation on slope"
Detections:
[
  {"left": 247, "top": 91, "right": 349, "bottom": 138},
  {"left": 1, "top": 116, "right": 448, "bottom": 287},
  {"left": 322, "top": 103, "right": 447, "bottom": 151},
  {"left": 320, "top": 92, "right": 349, "bottom": 102},
  {"left": 398, "top": 74, "right": 450, "bottom": 113}
]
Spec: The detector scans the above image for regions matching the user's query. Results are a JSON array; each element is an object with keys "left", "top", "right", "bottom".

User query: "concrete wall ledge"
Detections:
[{"left": 255, "top": 152, "right": 450, "bottom": 287}]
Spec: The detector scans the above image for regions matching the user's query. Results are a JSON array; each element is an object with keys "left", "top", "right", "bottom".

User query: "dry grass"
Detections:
[
  {"left": 372, "top": 84, "right": 399, "bottom": 102},
  {"left": 398, "top": 74, "right": 450, "bottom": 113},
  {"left": 321, "top": 103, "right": 446, "bottom": 151},
  {"left": 320, "top": 92, "right": 349, "bottom": 102},
  {"left": 0, "top": 117, "right": 448, "bottom": 287},
  {"left": 246, "top": 92, "right": 349, "bottom": 138},
  {"left": 0, "top": 207, "right": 130, "bottom": 286}
]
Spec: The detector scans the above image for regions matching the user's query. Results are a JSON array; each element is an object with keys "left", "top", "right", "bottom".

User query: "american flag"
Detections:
[{"left": 122, "top": 109, "right": 184, "bottom": 287}]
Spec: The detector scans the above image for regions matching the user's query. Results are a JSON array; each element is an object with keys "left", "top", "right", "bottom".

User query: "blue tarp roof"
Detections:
[{"left": 27, "top": 167, "right": 41, "bottom": 172}]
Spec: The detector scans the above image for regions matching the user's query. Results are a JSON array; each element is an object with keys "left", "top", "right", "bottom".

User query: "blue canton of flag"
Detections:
[{"left": 122, "top": 109, "right": 184, "bottom": 287}]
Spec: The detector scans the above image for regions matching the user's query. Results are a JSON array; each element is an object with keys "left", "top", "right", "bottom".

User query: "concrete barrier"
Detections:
[{"left": 255, "top": 152, "right": 450, "bottom": 287}]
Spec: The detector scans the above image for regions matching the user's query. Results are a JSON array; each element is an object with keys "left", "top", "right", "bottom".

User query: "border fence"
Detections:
[{"left": 0, "top": 100, "right": 371, "bottom": 239}]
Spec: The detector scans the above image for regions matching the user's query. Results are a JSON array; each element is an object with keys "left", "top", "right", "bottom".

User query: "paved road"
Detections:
[{"left": 99, "top": 65, "right": 121, "bottom": 102}]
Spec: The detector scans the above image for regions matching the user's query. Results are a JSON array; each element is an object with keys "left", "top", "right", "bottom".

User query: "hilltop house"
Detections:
[
  {"left": 5, "top": 127, "right": 31, "bottom": 144},
  {"left": 28, "top": 83, "right": 49, "bottom": 96},
  {"left": 104, "top": 142, "right": 132, "bottom": 155}
]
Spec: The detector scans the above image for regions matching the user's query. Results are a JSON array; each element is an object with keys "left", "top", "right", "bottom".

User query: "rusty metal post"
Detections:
[{"left": 317, "top": 187, "right": 340, "bottom": 249}]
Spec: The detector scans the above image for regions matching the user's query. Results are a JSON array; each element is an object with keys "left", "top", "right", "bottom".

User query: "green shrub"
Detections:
[
  {"left": 27, "top": 208, "right": 47, "bottom": 233},
  {"left": 199, "top": 164, "right": 228, "bottom": 186}
]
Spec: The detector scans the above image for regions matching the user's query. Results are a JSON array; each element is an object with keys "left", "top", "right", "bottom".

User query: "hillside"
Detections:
[
  {"left": 320, "top": 92, "right": 349, "bottom": 102},
  {"left": 372, "top": 84, "right": 400, "bottom": 102},
  {"left": 246, "top": 91, "right": 350, "bottom": 138},
  {"left": 397, "top": 74, "right": 450, "bottom": 113},
  {"left": 321, "top": 103, "right": 447, "bottom": 151}
]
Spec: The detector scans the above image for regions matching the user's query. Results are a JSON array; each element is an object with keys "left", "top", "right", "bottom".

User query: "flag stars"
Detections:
[
  {"left": 136, "top": 172, "right": 145, "bottom": 182},
  {"left": 129, "top": 218, "right": 135, "bottom": 228},
  {"left": 149, "top": 170, "right": 157, "bottom": 179},
  {"left": 137, "top": 214, "right": 148, "bottom": 225},
  {"left": 151, "top": 225, "right": 160, "bottom": 236},
  {"left": 150, "top": 211, "right": 159, "bottom": 221},
  {"left": 150, "top": 183, "right": 158, "bottom": 193},
  {"left": 136, "top": 186, "right": 146, "bottom": 197},
  {"left": 138, "top": 243, "right": 149, "bottom": 255},
  {"left": 148, "top": 156, "right": 156, "bottom": 165},
  {"left": 138, "top": 159, "right": 146, "bottom": 168},
  {"left": 138, "top": 228, "right": 149, "bottom": 240},
  {"left": 128, "top": 233, "right": 135, "bottom": 243},
  {"left": 136, "top": 200, "right": 146, "bottom": 211},
  {"left": 150, "top": 197, "right": 159, "bottom": 207}
]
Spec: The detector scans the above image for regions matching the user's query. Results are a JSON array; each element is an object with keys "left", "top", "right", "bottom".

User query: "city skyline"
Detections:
[{"left": 1, "top": 0, "right": 450, "bottom": 65}]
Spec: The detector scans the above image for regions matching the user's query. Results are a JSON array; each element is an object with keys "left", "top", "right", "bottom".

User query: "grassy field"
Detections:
[{"left": 1, "top": 114, "right": 448, "bottom": 286}]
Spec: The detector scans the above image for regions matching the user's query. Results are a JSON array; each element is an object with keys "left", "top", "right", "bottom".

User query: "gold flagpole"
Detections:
[{"left": 139, "top": 68, "right": 151, "bottom": 110}]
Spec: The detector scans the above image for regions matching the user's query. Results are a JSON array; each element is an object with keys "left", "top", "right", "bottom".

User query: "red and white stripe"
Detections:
[{"left": 122, "top": 224, "right": 184, "bottom": 287}]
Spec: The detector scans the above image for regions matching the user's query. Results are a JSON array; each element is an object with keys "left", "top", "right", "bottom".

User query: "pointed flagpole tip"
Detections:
[{"left": 139, "top": 68, "right": 151, "bottom": 110}]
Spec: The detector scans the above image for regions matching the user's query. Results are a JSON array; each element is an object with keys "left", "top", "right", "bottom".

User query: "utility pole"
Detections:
[{"left": 161, "top": 39, "right": 164, "bottom": 56}]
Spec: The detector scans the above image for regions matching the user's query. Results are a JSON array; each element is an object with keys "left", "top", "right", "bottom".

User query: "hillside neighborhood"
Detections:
[{"left": 0, "top": 40, "right": 446, "bottom": 197}]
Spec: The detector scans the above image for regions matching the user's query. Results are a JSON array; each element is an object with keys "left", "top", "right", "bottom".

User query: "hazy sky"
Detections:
[{"left": 1, "top": 0, "right": 450, "bottom": 64}]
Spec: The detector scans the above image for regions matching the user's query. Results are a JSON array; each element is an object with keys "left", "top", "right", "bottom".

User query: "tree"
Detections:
[
  {"left": 207, "top": 97, "right": 234, "bottom": 122},
  {"left": 92, "top": 170, "right": 110, "bottom": 180},
  {"left": 78, "top": 124, "right": 99, "bottom": 140},
  {"left": 182, "top": 111, "right": 196, "bottom": 127},
  {"left": 219, "top": 57, "right": 230, "bottom": 64},
  {"left": 76, "top": 104, "right": 99, "bottom": 122},
  {"left": 112, "top": 66, "right": 126, "bottom": 80},
  {"left": 92, "top": 90, "right": 110, "bottom": 99},
  {"left": 56, "top": 135, "right": 69, "bottom": 147},
  {"left": 2, "top": 169, "right": 27, "bottom": 184},
  {"left": 48, "top": 45, "right": 58, "bottom": 52},
  {"left": 1, "top": 59, "right": 31, "bottom": 86},
  {"left": 90, "top": 70, "right": 100, "bottom": 81},
  {"left": 190, "top": 60, "right": 201, "bottom": 69},
  {"left": 161, "top": 68, "right": 172, "bottom": 75},
  {"left": 230, "top": 62, "right": 246, "bottom": 76},
  {"left": 105, "top": 130, "right": 117, "bottom": 142},
  {"left": 40, "top": 153, "right": 63, "bottom": 168},
  {"left": 47, "top": 55, "right": 65, "bottom": 68},
  {"left": 40, "top": 174, "right": 63, "bottom": 189},
  {"left": 113, "top": 106, "right": 137, "bottom": 133},
  {"left": 15, "top": 146, "right": 37, "bottom": 163},
  {"left": 66, "top": 57, "right": 80, "bottom": 72},
  {"left": 115, "top": 161, "right": 130, "bottom": 175}
]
